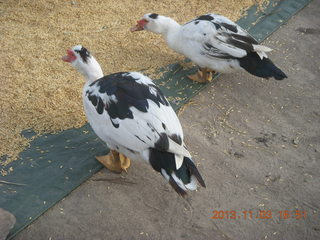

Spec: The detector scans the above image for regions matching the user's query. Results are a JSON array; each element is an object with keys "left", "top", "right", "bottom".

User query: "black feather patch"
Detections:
[
  {"left": 169, "top": 177, "right": 187, "bottom": 197},
  {"left": 213, "top": 22, "right": 221, "bottom": 30},
  {"left": 87, "top": 91, "right": 97, "bottom": 106},
  {"left": 225, "top": 37, "right": 254, "bottom": 52},
  {"left": 86, "top": 72, "right": 169, "bottom": 128},
  {"left": 154, "top": 133, "right": 169, "bottom": 151},
  {"left": 239, "top": 52, "right": 287, "bottom": 80},
  {"left": 183, "top": 157, "right": 206, "bottom": 188},
  {"left": 194, "top": 15, "right": 221, "bottom": 30},
  {"left": 220, "top": 22, "right": 238, "bottom": 33},
  {"left": 195, "top": 14, "right": 214, "bottom": 21},
  {"left": 96, "top": 98, "right": 104, "bottom": 114},
  {"left": 169, "top": 134, "right": 182, "bottom": 145},
  {"left": 74, "top": 47, "right": 90, "bottom": 63},
  {"left": 149, "top": 13, "right": 159, "bottom": 19},
  {"left": 148, "top": 149, "right": 205, "bottom": 196},
  {"left": 204, "top": 42, "right": 214, "bottom": 49},
  {"left": 149, "top": 149, "right": 175, "bottom": 173},
  {"left": 150, "top": 152, "right": 188, "bottom": 196},
  {"left": 203, "top": 42, "right": 233, "bottom": 59}
]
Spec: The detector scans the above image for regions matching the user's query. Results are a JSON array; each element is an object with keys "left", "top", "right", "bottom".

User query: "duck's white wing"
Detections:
[
  {"left": 182, "top": 14, "right": 266, "bottom": 59},
  {"left": 84, "top": 72, "right": 189, "bottom": 162}
]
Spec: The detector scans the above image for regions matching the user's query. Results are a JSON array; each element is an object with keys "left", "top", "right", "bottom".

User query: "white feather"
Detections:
[
  {"left": 175, "top": 154, "right": 184, "bottom": 170},
  {"left": 185, "top": 175, "right": 198, "bottom": 190},
  {"left": 253, "top": 44, "right": 272, "bottom": 59},
  {"left": 168, "top": 138, "right": 191, "bottom": 159},
  {"left": 161, "top": 168, "right": 170, "bottom": 181}
]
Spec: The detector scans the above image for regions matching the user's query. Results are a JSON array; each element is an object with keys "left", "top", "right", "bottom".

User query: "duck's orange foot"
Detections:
[
  {"left": 187, "top": 68, "right": 215, "bottom": 83},
  {"left": 187, "top": 70, "right": 208, "bottom": 83},
  {"left": 96, "top": 150, "right": 131, "bottom": 173}
]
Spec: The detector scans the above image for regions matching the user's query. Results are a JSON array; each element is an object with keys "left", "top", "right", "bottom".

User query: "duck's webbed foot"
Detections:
[{"left": 96, "top": 150, "right": 131, "bottom": 173}]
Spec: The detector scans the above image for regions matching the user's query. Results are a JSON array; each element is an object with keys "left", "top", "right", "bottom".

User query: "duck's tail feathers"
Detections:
[
  {"left": 149, "top": 149, "right": 205, "bottom": 197},
  {"left": 252, "top": 44, "right": 272, "bottom": 59},
  {"left": 239, "top": 52, "right": 287, "bottom": 80}
]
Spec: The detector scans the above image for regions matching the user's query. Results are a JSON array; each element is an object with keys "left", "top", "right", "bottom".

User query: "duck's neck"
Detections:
[
  {"left": 156, "top": 18, "right": 182, "bottom": 53},
  {"left": 76, "top": 57, "right": 104, "bottom": 83},
  {"left": 157, "top": 17, "right": 181, "bottom": 36}
]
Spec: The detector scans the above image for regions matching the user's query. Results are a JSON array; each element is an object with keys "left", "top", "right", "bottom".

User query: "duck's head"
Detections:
[
  {"left": 130, "top": 13, "right": 178, "bottom": 35},
  {"left": 62, "top": 45, "right": 103, "bottom": 82}
]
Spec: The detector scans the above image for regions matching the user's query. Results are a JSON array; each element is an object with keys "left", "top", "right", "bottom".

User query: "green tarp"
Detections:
[{"left": 0, "top": 0, "right": 312, "bottom": 238}]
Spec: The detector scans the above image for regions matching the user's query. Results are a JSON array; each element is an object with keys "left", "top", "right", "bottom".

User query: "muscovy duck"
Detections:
[
  {"left": 131, "top": 13, "right": 287, "bottom": 82},
  {"left": 62, "top": 45, "right": 205, "bottom": 196}
]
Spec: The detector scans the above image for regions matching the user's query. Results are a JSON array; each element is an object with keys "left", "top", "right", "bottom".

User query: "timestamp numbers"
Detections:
[{"left": 211, "top": 210, "right": 307, "bottom": 220}]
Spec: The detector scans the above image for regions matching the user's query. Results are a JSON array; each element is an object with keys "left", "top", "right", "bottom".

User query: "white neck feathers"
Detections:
[{"left": 74, "top": 56, "right": 104, "bottom": 82}]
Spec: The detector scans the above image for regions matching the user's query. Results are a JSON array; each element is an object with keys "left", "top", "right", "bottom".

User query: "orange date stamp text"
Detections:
[{"left": 211, "top": 210, "right": 307, "bottom": 220}]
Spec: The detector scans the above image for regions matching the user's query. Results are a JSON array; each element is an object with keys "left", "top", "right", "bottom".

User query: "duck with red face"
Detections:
[
  {"left": 62, "top": 45, "right": 206, "bottom": 196},
  {"left": 131, "top": 13, "right": 287, "bottom": 82}
]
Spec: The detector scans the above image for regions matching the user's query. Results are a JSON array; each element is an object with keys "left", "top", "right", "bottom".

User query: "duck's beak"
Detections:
[
  {"left": 62, "top": 49, "right": 76, "bottom": 63},
  {"left": 130, "top": 19, "right": 148, "bottom": 32},
  {"left": 130, "top": 24, "right": 143, "bottom": 32}
]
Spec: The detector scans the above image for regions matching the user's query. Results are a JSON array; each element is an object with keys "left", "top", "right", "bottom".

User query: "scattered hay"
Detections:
[{"left": 177, "top": 100, "right": 198, "bottom": 116}]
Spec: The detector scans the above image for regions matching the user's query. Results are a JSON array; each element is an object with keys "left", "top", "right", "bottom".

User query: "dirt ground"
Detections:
[{"left": 13, "top": 1, "right": 320, "bottom": 239}]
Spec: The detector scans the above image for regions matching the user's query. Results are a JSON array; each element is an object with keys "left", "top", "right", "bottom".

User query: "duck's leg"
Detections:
[
  {"left": 187, "top": 68, "right": 205, "bottom": 83},
  {"left": 187, "top": 67, "right": 213, "bottom": 83},
  {"left": 96, "top": 150, "right": 131, "bottom": 173},
  {"left": 201, "top": 67, "right": 218, "bottom": 82}
]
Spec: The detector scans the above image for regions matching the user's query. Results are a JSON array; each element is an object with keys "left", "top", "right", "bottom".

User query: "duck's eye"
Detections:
[{"left": 149, "top": 13, "right": 158, "bottom": 19}]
